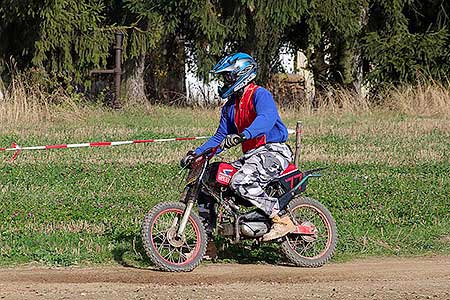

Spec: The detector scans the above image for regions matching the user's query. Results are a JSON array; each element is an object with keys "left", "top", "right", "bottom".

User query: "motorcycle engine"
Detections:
[
  {"left": 240, "top": 222, "right": 270, "bottom": 238},
  {"left": 218, "top": 223, "right": 235, "bottom": 237}
]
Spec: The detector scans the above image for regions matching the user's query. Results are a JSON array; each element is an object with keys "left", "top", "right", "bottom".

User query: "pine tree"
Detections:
[
  {"left": 2, "top": 0, "right": 449, "bottom": 104},
  {"left": 182, "top": 0, "right": 308, "bottom": 84},
  {"left": 0, "top": 1, "right": 119, "bottom": 83},
  {"left": 0, "top": 1, "right": 165, "bottom": 100},
  {"left": 363, "top": 0, "right": 450, "bottom": 87},
  {"left": 285, "top": 0, "right": 368, "bottom": 92}
]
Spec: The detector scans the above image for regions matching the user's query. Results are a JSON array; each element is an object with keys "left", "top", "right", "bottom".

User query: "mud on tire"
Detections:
[
  {"left": 282, "top": 197, "right": 338, "bottom": 268},
  {"left": 141, "top": 202, "right": 207, "bottom": 272}
]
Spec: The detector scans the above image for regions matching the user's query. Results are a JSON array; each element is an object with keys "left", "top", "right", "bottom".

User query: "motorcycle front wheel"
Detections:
[
  {"left": 282, "top": 196, "right": 338, "bottom": 267},
  {"left": 141, "top": 201, "right": 207, "bottom": 272}
]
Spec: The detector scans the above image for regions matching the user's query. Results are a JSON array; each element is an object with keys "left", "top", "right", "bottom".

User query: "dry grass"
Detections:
[
  {"left": 0, "top": 77, "right": 449, "bottom": 166},
  {"left": 283, "top": 82, "right": 450, "bottom": 118},
  {"left": 1, "top": 76, "right": 449, "bottom": 127},
  {"left": 388, "top": 82, "right": 450, "bottom": 117},
  {"left": 314, "top": 87, "right": 372, "bottom": 114},
  {"left": 0, "top": 75, "right": 90, "bottom": 127},
  {"left": 0, "top": 77, "right": 51, "bottom": 124}
]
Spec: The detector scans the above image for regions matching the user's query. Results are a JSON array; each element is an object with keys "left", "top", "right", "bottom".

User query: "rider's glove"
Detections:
[
  {"left": 220, "top": 133, "right": 247, "bottom": 150},
  {"left": 180, "top": 150, "right": 196, "bottom": 168}
]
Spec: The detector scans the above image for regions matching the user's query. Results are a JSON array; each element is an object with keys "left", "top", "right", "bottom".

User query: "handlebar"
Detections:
[
  {"left": 182, "top": 146, "right": 224, "bottom": 169},
  {"left": 193, "top": 146, "right": 220, "bottom": 160}
]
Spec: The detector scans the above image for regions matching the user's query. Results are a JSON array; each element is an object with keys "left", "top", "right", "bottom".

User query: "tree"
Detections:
[
  {"left": 363, "top": 0, "right": 450, "bottom": 88},
  {"left": 122, "top": 0, "right": 226, "bottom": 104},
  {"left": 2, "top": 0, "right": 449, "bottom": 105},
  {"left": 284, "top": 0, "right": 368, "bottom": 93},
  {"left": 120, "top": 0, "right": 165, "bottom": 103},
  {"left": 0, "top": 1, "right": 113, "bottom": 83},
  {"left": 178, "top": 0, "right": 310, "bottom": 86},
  {"left": 0, "top": 1, "right": 41, "bottom": 71},
  {"left": 0, "top": 0, "right": 165, "bottom": 104}
]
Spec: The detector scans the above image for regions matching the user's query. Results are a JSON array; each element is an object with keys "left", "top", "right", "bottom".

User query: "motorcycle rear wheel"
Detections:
[
  {"left": 282, "top": 196, "right": 337, "bottom": 267},
  {"left": 141, "top": 201, "right": 207, "bottom": 272}
]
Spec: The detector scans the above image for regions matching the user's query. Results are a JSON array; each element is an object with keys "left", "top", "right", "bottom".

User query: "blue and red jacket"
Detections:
[{"left": 195, "top": 83, "right": 289, "bottom": 155}]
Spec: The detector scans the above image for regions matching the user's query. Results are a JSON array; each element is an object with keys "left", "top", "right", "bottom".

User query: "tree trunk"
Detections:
[
  {"left": 338, "top": 4, "right": 369, "bottom": 96},
  {"left": 145, "top": 35, "right": 187, "bottom": 105},
  {"left": 352, "top": 44, "right": 364, "bottom": 96},
  {"left": 338, "top": 40, "right": 355, "bottom": 86},
  {"left": 124, "top": 55, "right": 147, "bottom": 105},
  {"left": 0, "top": 75, "right": 4, "bottom": 101},
  {"left": 311, "top": 41, "right": 328, "bottom": 87},
  {"left": 295, "top": 50, "right": 316, "bottom": 106},
  {"left": 146, "top": 35, "right": 186, "bottom": 105},
  {"left": 352, "top": 5, "right": 369, "bottom": 98},
  {"left": 163, "top": 35, "right": 186, "bottom": 104}
]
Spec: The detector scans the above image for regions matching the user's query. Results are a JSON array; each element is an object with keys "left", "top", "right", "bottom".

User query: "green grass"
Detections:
[{"left": 0, "top": 106, "right": 449, "bottom": 266}]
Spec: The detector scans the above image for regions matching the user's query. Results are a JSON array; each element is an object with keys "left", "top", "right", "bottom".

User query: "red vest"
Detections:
[{"left": 234, "top": 83, "right": 266, "bottom": 153}]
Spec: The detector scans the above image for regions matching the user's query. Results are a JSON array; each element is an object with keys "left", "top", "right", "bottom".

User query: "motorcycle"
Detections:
[{"left": 141, "top": 147, "right": 337, "bottom": 272}]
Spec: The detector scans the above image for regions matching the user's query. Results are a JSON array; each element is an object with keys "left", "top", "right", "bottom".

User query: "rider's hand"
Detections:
[
  {"left": 220, "top": 133, "right": 246, "bottom": 150},
  {"left": 180, "top": 150, "right": 196, "bottom": 168}
]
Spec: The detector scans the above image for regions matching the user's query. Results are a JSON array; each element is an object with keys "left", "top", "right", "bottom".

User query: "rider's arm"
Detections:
[
  {"left": 241, "top": 88, "right": 278, "bottom": 139},
  {"left": 194, "top": 105, "right": 231, "bottom": 155}
]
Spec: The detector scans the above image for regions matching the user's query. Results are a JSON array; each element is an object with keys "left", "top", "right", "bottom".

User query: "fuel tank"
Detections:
[
  {"left": 205, "top": 162, "right": 238, "bottom": 187},
  {"left": 216, "top": 163, "right": 238, "bottom": 186}
]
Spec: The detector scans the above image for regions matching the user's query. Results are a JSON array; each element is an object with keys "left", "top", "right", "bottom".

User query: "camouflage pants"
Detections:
[
  {"left": 230, "top": 143, "right": 292, "bottom": 217},
  {"left": 198, "top": 143, "right": 292, "bottom": 236}
]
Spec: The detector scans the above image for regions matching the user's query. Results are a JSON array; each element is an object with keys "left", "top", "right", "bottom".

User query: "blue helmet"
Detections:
[{"left": 210, "top": 52, "right": 258, "bottom": 99}]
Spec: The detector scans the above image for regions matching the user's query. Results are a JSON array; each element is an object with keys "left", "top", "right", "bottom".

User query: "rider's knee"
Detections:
[
  {"left": 229, "top": 177, "right": 239, "bottom": 191},
  {"left": 229, "top": 175, "right": 244, "bottom": 194}
]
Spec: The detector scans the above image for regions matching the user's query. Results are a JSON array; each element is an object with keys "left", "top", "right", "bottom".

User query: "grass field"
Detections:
[{"left": 0, "top": 105, "right": 449, "bottom": 266}]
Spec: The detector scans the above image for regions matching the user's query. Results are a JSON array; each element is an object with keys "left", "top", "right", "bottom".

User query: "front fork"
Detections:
[
  {"left": 177, "top": 200, "right": 194, "bottom": 237},
  {"left": 176, "top": 160, "right": 208, "bottom": 237}
]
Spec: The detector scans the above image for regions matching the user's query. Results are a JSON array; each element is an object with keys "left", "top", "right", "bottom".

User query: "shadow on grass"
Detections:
[
  {"left": 111, "top": 231, "right": 288, "bottom": 270},
  {"left": 111, "top": 232, "right": 156, "bottom": 270},
  {"left": 215, "top": 237, "right": 287, "bottom": 265}
]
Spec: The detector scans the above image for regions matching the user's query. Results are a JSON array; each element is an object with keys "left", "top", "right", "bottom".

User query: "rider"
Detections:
[{"left": 181, "top": 52, "right": 296, "bottom": 247}]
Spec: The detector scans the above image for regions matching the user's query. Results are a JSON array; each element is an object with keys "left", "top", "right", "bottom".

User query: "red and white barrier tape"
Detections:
[
  {"left": 0, "top": 136, "right": 210, "bottom": 162},
  {"left": 1, "top": 129, "right": 296, "bottom": 162}
]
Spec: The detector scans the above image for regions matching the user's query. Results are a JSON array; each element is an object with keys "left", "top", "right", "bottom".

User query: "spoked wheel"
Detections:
[
  {"left": 142, "top": 202, "right": 207, "bottom": 272},
  {"left": 282, "top": 197, "right": 337, "bottom": 267}
]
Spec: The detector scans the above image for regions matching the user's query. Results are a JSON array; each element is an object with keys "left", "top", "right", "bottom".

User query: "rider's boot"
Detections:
[{"left": 261, "top": 214, "right": 296, "bottom": 241}]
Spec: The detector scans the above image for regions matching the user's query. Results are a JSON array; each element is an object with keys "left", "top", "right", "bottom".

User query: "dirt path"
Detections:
[{"left": 0, "top": 256, "right": 449, "bottom": 300}]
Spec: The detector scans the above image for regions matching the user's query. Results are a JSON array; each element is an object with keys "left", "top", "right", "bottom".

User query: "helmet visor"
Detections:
[{"left": 221, "top": 72, "right": 236, "bottom": 86}]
